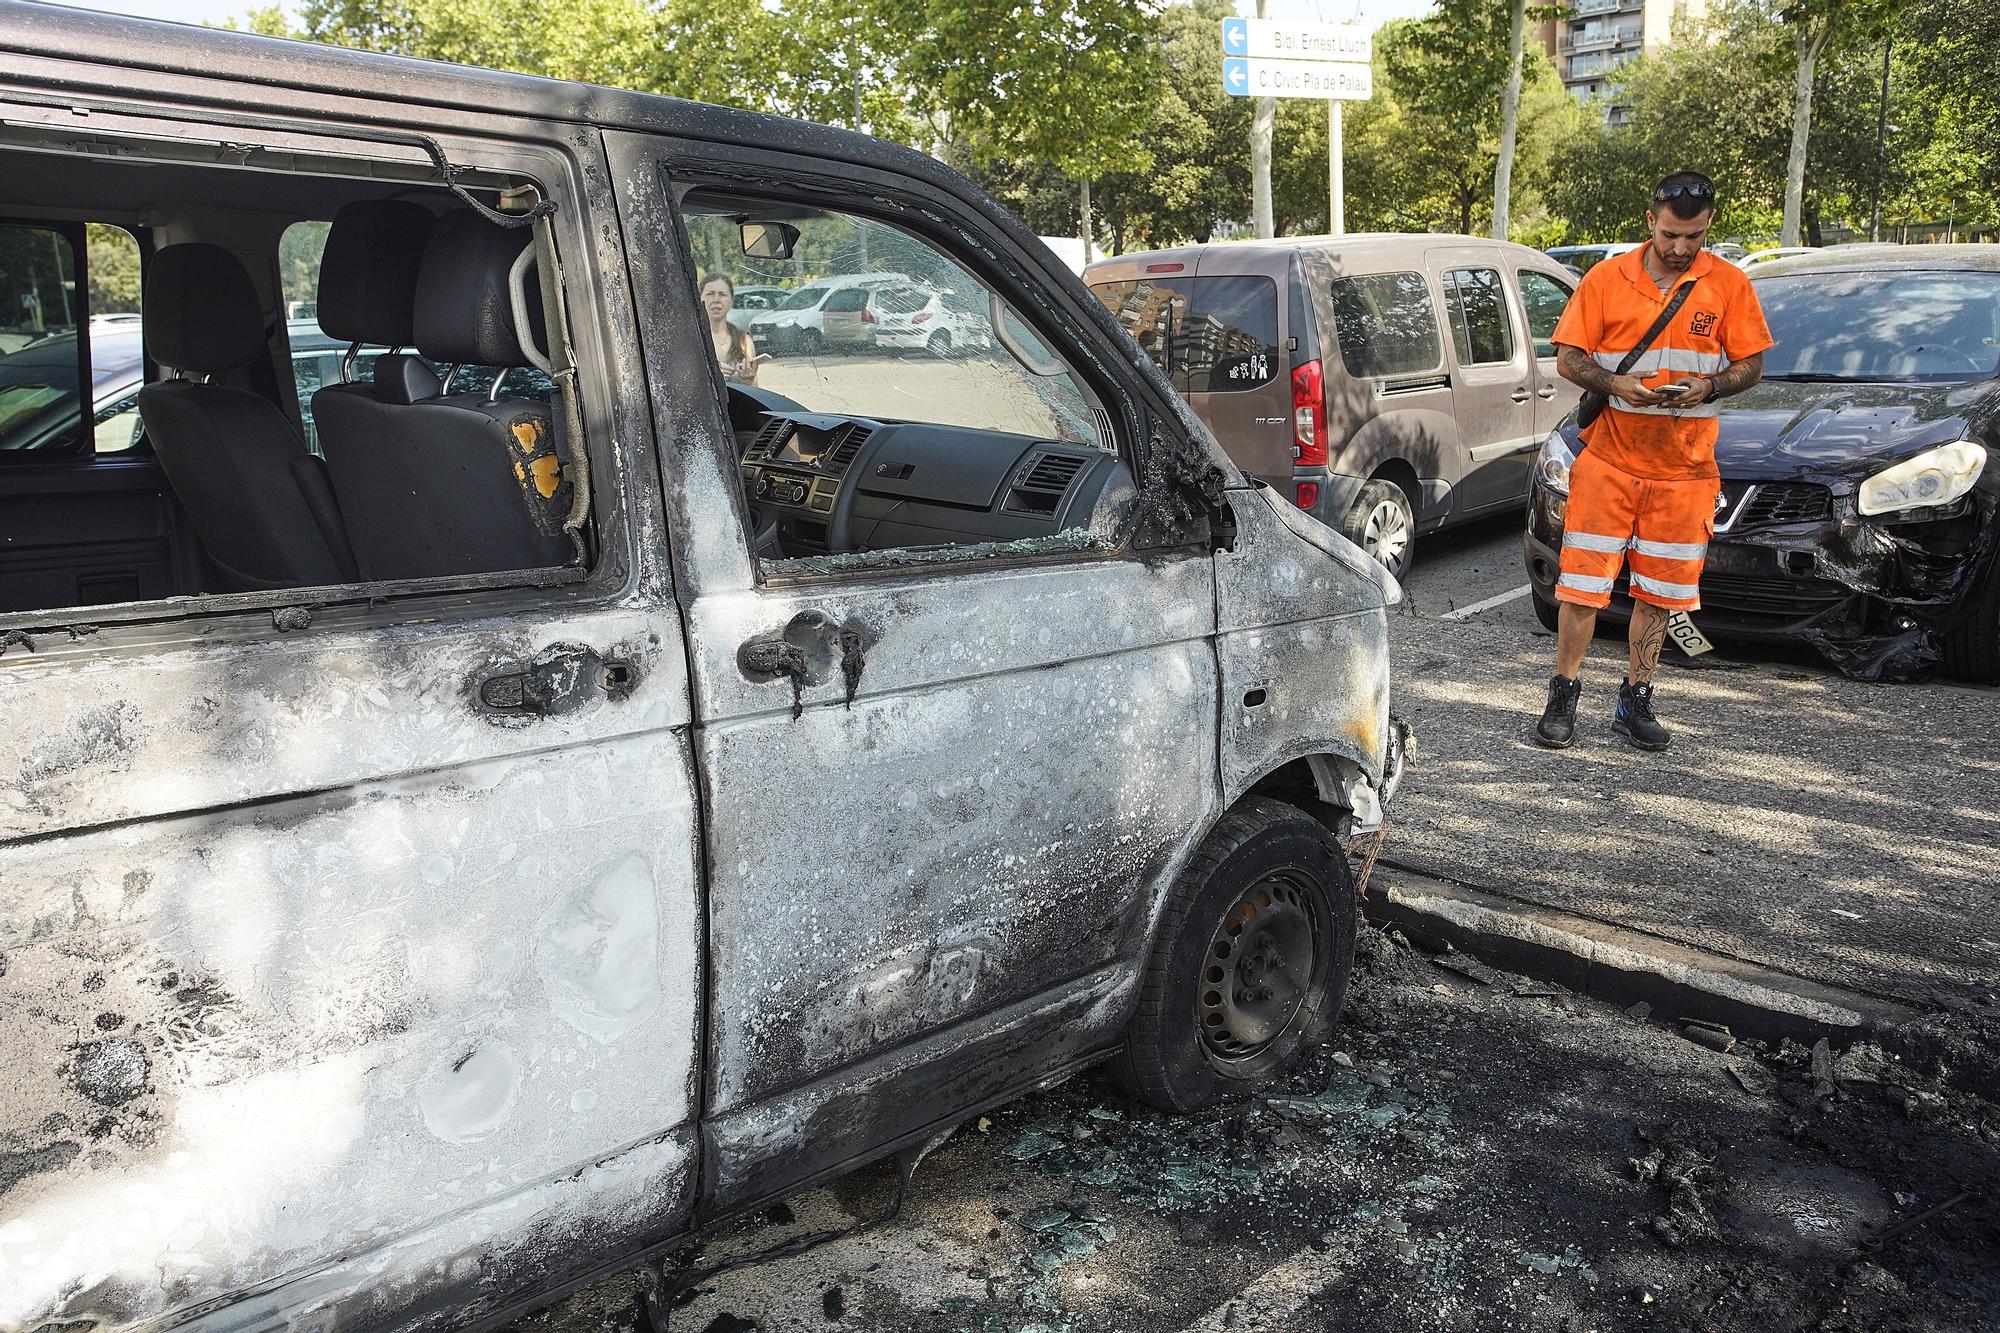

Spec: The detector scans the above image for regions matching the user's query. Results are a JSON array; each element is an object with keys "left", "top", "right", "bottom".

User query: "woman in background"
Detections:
[{"left": 701, "top": 273, "right": 761, "bottom": 385}]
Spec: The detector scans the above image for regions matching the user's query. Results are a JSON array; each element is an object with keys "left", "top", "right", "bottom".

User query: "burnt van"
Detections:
[
  {"left": 0, "top": 6, "right": 1407, "bottom": 1330},
  {"left": 1085, "top": 237, "right": 1583, "bottom": 577}
]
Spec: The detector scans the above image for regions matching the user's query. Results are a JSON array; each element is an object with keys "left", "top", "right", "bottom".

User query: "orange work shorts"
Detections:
[{"left": 1556, "top": 451, "right": 1719, "bottom": 612}]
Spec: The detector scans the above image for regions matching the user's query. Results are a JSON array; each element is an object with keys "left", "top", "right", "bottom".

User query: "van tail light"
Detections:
[
  {"left": 1295, "top": 481, "right": 1320, "bottom": 509},
  {"left": 912, "top": 311, "right": 932, "bottom": 325},
  {"left": 862, "top": 306, "right": 877, "bottom": 325},
  {"left": 1291, "top": 359, "right": 1328, "bottom": 469}
]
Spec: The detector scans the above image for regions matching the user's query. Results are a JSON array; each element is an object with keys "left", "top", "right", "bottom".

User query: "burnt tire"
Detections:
[
  {"left": 1941, "top": 557, "right": 2000, "bottom": 682},
  {"left": 1111, "top": 797, "right": 1356, "bottom": 1113},
  {"left": 1340, "top": 479, "right": 1416, "bottom": 580},
  {"left": 1532, "top": 590, "right": 1561, "bottom": 632}
]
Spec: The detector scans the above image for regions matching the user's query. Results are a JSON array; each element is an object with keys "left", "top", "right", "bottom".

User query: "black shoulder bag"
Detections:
[{"left": 1575, "top": 278, "right": 1697, "bottom": 432}]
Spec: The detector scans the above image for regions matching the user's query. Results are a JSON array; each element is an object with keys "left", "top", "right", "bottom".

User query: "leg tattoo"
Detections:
[{"left": 1630, "top": 603, "right": 1670, "bottom": 684}]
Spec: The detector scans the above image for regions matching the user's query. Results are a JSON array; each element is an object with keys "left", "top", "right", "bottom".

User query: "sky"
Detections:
[{"left": 49, "top": 0, "right": 1443, "bottom": 35}]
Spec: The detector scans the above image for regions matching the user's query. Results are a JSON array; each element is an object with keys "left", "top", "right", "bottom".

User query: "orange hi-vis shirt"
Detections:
[{"left": 1551, "top": 246, "right": 1774, "bottom": 481}]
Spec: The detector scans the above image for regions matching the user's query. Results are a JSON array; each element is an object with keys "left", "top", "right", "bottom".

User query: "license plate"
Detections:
[{"left": 1667, "top": 611, "right": 1714, "bottom": 657}]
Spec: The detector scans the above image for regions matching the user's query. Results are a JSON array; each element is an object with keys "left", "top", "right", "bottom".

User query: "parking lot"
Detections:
[{"left": 518, "top": 517, "right": 2000, "bottom": 1333}]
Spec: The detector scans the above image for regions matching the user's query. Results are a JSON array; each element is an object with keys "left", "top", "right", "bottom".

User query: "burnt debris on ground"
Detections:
[{"left": 517, "top": 923, "right": 1998, "bottom": 1333}]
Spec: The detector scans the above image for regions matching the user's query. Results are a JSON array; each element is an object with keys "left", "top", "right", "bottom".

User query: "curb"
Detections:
[{"left": 1361, "top": 865, "right": 1922, "bottom": 1049}]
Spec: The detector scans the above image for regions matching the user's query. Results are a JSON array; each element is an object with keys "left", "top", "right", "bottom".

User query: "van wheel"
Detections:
[
  {"left": 926, "top": 330, "right": 953, "bottom": 357},
  {"left": 1341, "top": 480, "right": 1416, "bottom": 579},
  {"left": 1532, "top": 591, "right": 1561, "bottom": 632},
  {"left": 797, "top": 328, "right": 823, "bottom": 356},
  {"left": 1111, "top": 797, "right": 1356, "bottom": 1113}
]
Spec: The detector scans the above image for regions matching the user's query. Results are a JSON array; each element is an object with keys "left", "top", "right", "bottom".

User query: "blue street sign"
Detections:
[
  {"left": 1223, "top": 56, "right": 1249, "bottom": 94},
  {"left": 1221, "top": 17, "right": 1248, "bottom": 55}
]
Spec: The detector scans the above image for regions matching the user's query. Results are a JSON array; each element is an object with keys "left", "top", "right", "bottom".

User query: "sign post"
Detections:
[{"left": 1222, "top": 17, "right": 1371, "bottom": 236}]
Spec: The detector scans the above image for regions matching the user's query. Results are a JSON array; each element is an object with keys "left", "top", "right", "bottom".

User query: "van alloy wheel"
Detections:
[{"left": 1196, "top": 871, "right": 1322, "bottom": 1063}]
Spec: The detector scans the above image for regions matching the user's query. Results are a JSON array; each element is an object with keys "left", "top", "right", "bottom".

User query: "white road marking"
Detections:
[{"left": 1440, "top": 583, "right": 1533, "bottom": 621}]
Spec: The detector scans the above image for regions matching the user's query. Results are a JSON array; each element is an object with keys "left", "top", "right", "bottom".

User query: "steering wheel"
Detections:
[{"left": 1901, "top": 344, "right": 1986, "bottom": 376}]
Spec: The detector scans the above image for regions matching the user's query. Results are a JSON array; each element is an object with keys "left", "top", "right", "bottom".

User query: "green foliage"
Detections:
[
  {"left": 86, "top": 224, "right": 142, "bottom": 315},
  {"left": 229, "top": 0, "right": 1997, "bottom": 252},
  {"left": 1544, "top": 0, "right": 1996, "bottom": 245},
  {"left": 890, "top": 0, "right": 1162, "bottom": 181}
]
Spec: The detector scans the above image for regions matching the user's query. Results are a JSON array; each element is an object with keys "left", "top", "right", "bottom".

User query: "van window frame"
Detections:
[
  {"left": 1514, "top": 267, "right": 1573, "bottom": 361},
  {"left": 1439, "top": 265, "right": 1518, "bottom": 368},
  {"left": 0, "top": 108, "right": 635, "bottom": 647},
  {"left": 1326, "top": 268, "right": 1447, "bottom": 382},
  {"left": 0, "top": 215, "right": 94, "bottom": 463},
  {"left": 652, "top": 156, "right": 1182, "bottom": 588}
]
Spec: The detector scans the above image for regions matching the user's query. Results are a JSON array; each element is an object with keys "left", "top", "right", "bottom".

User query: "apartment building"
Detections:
[{"left": 1541, "top": 0, "right": 1708, "bottom": 121}]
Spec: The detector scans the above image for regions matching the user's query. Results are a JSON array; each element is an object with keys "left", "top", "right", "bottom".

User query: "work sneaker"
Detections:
[
  {"left": 1613, "top": 679, "right": 1672, "bottom": 751},
  {"left": 1534, "top": 674, "right": 1582, "bottom": 749}
]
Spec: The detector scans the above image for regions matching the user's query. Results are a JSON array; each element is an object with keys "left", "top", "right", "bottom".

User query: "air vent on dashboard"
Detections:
[
  {"left": 1004, "top": 451, "right": 1088, "bottom": 517},
  {"left": 749, "top": 418, "right": 795, "bottom": 460},
  {"left": 824, "top": 423, "right": 874, "bottom": 473}
]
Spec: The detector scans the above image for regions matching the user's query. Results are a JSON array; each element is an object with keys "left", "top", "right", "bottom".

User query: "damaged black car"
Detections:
[{"left": 1526, "top": 245, "right": 2000, "bottom": 682}]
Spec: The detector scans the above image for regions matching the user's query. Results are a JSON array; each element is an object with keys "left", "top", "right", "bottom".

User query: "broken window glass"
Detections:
[{"left": 677, "top": 193, "right": 1136, "bottom": 576}]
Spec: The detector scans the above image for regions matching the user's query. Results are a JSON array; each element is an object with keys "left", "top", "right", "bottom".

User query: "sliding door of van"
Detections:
[{"left": 0, "top": 93, "right": 698, "bottom": 1333}]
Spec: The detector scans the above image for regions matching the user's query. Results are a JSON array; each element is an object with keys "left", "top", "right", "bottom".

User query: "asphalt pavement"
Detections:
[{"left": 1385, "top": 511, "right": 2000, "bottom": 1013}]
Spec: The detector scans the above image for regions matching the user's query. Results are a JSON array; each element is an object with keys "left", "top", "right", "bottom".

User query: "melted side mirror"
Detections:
[{"left": 741, "top": 222, "right": 799, "bottom": 260}]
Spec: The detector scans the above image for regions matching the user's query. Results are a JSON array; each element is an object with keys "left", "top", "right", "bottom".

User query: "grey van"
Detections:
[
  {"left": 1085, "top": 236, "right": 1581, "bottom": 577},
  {"left": 0, "top": 7, "right": 1406, "bottom": 1331}
]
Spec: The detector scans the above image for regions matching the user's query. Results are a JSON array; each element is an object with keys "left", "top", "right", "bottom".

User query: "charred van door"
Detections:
[
  {"left": 607, "top": 134, "right": 1222, "bottom": 1215},
  {"left": 1427, "top": 245, "right": 1537, "bottom": 514},
  {"left": 0, "top": 104, "right": 700, "bottom": 1332}
]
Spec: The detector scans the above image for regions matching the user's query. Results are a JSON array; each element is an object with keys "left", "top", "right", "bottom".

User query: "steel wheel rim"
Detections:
[
  {"left": 1363, "top": 499, "right": 1410, "bottom": 577},
  {"left": 1196, "top": 872, "right": 1321, "bottom": 1063}
]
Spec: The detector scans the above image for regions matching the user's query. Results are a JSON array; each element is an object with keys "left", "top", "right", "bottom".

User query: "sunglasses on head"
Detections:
[{"left": 1654, "top": 181, "right": 1715, "bottom": 203}]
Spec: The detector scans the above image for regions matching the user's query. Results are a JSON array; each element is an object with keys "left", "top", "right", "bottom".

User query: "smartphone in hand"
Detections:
[{"left": 1654, "top": 381, "right": 1693, "bottom": 398}]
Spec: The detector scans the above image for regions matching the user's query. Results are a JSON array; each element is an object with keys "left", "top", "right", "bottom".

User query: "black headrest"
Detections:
[
  {"left": 144, "top": 244, "right": 266, "bottom": 373},
  {"left": 414, "top": 210, "right": 546, "bottom": 368},
  {"left": 370, "top": 353, "right": 442, "bottom": 405},
  {"left": 317, "top": 200, "right": 437, "bottom": 346}
]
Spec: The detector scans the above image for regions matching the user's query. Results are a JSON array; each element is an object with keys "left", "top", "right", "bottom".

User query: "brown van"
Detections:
[{"left": 1086, "top": 235, "right": 1580, "bottom": 577}]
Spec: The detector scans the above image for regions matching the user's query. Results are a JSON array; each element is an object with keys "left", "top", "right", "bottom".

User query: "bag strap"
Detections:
[{"left": 1614, "top": 279, "right": 1697, "bottom": 375}]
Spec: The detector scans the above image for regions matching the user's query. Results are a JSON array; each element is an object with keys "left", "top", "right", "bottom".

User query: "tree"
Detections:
[
  {"left": 86, "top": 224, "right": 142, "bottom": 315},
  {"left": 886, "top": 0, "right": 1163, "bottom": 253},
  {"left": 1771, "top": 0, "right": 1908, "bottom": 245}
]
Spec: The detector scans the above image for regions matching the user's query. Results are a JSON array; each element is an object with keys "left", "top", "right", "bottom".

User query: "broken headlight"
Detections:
[
  {"left": 1535, "top": 430, "right": 1575, "bottom": 496},
  {"left": 1858, "top": 440, "right": 1987, "bottom": 516}
]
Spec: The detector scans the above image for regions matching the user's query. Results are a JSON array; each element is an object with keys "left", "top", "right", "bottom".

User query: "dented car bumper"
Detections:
[{"left": 1527, "top": 475, "right": 2000, "bottom": 682}]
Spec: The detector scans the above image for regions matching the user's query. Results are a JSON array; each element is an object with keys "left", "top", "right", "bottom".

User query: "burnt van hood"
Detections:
[{"left": 1714, "top": 377, "right": 1995, "bottom": 482}]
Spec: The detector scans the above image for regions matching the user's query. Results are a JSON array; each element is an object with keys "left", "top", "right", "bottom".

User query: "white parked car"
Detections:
[
  {"left": 744, "top": 272, "right": 910, "bottom": 352},
  {"left": 725, "top": 283, "right": 789, "bottom": 333},
  {"left": 1544, "top": 242, "right": 1638, "bottom": 274},
  {"left": 869, "top": 284, "right": 992, "bottom": 356},
  {"left": 1737, "top": 246, "right": 1821, "bottom": 269}
]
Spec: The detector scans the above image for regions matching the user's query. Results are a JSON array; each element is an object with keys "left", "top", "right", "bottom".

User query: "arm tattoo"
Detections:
[
  {"left": 1706, "top": 351, "right": 1763, "bottom": 400},
  {"left": 1557, "top": 345, "right": 1619, "bottom": 394}
]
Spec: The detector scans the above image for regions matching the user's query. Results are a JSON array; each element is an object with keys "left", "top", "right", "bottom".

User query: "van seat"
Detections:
[
  {"left": 317, "top": 208, "right": 572, "bottom": 581},
  {"left": 137, "top": 243, "right": 357, "bottom": 591}
]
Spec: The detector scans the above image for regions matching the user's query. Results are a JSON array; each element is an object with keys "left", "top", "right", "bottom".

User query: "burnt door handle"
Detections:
[
  {"left": 1537, "top": 386, "right": 1558, "bottom": 398},
  {"left": 1510, "top": 388, "right": 1532, "bottom": 403}
]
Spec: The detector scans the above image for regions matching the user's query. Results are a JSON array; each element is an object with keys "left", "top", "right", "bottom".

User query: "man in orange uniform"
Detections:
[{"left": 1536, "top": 172, "right": 1773, "bottom": 750}]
